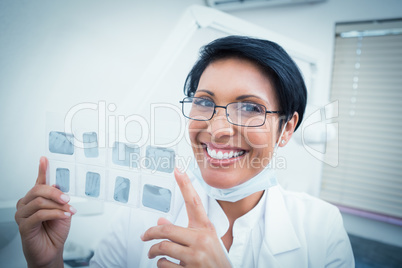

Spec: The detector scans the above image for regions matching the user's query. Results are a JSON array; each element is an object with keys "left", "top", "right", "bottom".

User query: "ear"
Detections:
[{"left": 278, "top": 112, "right": 299, "bottom": 147}]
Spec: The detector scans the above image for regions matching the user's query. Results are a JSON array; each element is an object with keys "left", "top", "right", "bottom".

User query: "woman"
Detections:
[{"left": 15, "top": 36, "right": 354, "bottom": 267}]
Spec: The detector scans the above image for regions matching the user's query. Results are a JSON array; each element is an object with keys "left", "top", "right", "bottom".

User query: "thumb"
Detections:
[{"left": 36, "top": 156, "right": 48, "bottom": 185}]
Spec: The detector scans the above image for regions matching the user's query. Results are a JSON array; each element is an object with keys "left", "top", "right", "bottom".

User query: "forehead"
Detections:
[{"left": 197, "top": 57, "right": 278, "bottom": 107}]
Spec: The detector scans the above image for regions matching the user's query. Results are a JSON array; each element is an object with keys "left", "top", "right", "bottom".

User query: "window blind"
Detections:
[{"left": 320, "top": 20, "right": 402, "bottom": 221}]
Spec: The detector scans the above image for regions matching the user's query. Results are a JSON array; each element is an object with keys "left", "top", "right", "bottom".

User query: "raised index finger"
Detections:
[
  {"left": 36, "top": 156, "right": 48, "bottom": 185},
  {"left": 174, "top": 168, "right": 211, "bottom": 229}
]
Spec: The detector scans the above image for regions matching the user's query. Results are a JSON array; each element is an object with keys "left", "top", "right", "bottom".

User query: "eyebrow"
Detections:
[
  {"left": 196, "top": 89, "right": 214, "bottom": 96},
  {"left": 196, "top": 90, "right": 270, "bottom": 105},
  {"left": 236, "top": 94, "right": 267, "bottom": 103}
]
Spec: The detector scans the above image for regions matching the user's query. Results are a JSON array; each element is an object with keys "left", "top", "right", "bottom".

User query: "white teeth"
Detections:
[
  {"left": 206, "top": 146, "right": 245, "bottom": 160},
  {"left": 209, "top": 149, "right": 217, "bottom": 158}
]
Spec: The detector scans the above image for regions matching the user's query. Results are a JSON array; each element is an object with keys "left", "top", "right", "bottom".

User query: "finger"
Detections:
[
  {"left": 141, "top": 224, "right": 196, "bottom": 246},
  {"left": 157, "top": 217, "right": 172, "bottom": 226},
  {"left": 157, "top": 257, "right": 181, "bottom": 268},
  {"left": 17, "top": 196, "right": 76, "bottom": 219},
  {"left": 19, "top": 208, "right": 72, "bottom": 233},
  {"left": 149, "top": 240, "right": 190, "bottom": 261},
  {"left": 36, "top": 156, "right": 48, "bottom": 185},
  {"left": 174, "top": 168, "right": 210, "bottom": 228},
  {"left": 19, "top": 184, "right": 70, "bottom": 208}
]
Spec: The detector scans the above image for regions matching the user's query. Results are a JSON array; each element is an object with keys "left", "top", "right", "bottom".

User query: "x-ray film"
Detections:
[
  {"left": 49, "top": 131, "right": 74, "bottom": 155},
  {"left": 46, "top": 126, "right": 176, "bottom": 214},
  {"left": 47, "top": 160, "right": 76, "bottom": 195},
  {"left": 74, "top": 130, "right": 107, "bottom": 167},
  {"left": 106, "top": 170, "right": 140, "bottom": 207},
  {"left": 85, "top": 171, "right": 101, "bottom": 197},
  {"left": 114, "top": 176, "right": 130, "bottom": 203},
  {"left": 140, "top": 172, "right": 175, "bottom": 213},
  {"left": 145, "top": 146, "right": 175, "bottom": 173},
  {"left": 142, "top": 184, "right": 172, "bottom": 213},
  {"left": 112, "top": 142, "right": 140, "bottom": 168},
  {"left": 83, "top": 132, "right": 99, "bottom": 158},
  {"left": 56, "top": 168, "right": 70, "bottom": 193}
]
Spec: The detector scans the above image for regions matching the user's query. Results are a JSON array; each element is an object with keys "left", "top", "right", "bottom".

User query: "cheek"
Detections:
[
  {"left": 188, "top": 120, "right": 208, "bottom": 145},
  {"left": 242, "top": 125, "right": 277, "bottom": 155}
]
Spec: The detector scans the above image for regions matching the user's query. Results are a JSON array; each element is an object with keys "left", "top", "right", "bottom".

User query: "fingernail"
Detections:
[
  {"left": 148, "top": 251, "right": 154, "bottom": 259},
  {"left": 64, "top": 212, "right": 71, "bottom": 217},
  {"left": 60, "top": 194, "right": 70, "bottom": 203},
  {"left": 140, "top": 232, "right": 145, "bottom": 240},
  {"left": 70, "top": 206, "right": 77, "bottom": 214},
  {"left": 176, "top": 166, "right": 185, "bottom": 174}
]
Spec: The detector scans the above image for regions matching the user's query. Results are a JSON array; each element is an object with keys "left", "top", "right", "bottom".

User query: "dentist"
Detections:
[{"left": 16, "top": 36, "right": 354, "bottom": 267}]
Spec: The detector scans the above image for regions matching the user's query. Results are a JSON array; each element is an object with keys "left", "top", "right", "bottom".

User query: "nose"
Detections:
[{"left": 209, "top": 108, "right": 235, "bottom": 140}]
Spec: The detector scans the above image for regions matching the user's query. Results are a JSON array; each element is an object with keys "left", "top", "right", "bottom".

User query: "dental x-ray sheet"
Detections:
[{"left": 45, "top": 115, "right": 177, "bottom": 215}]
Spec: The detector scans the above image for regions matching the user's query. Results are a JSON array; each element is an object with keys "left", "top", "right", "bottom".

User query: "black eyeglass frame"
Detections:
[{"left": 179, "top": 97, "right": 283, "bottom": 127}]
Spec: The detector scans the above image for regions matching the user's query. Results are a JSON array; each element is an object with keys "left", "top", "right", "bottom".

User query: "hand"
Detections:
[
  {"left": 15, "top": 157, "right": 76, "bottom": 267},
  {"left": 141, "top": 168, "right": 232, "bottom": 267}
]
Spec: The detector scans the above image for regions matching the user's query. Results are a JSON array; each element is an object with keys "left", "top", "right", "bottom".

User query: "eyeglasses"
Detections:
[{"left": 180, "top": 97, "right": 282, "bottom": 127}]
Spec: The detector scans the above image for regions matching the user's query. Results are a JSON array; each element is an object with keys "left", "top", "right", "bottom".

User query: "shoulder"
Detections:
[
  {"left": 268, "top": 186, "right": 354, "bottom": 267},
  {"left": 275, "top": 185, "right": 346, "bottom": 240},
  {"left": 277, "top": 185, "right": 341, "bottom": 220}
]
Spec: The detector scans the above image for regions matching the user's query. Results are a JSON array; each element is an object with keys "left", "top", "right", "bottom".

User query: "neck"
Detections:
[
  {"left": 217, "top": 190, "right": 264, "bottom": 222},
  {"left": 217, "top": 190, "right": 264, "bottom": 252}
]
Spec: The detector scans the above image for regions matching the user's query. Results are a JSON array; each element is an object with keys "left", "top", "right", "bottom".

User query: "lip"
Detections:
[
  {"left": 204, "top": 142, "right": 246, "bottom": 151},
  {"left": 202, "top": 143, "right": 247, "bottom": 167}
]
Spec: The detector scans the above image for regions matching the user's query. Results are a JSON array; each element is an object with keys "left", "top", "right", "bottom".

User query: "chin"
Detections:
[{"left": 198, "top": 166, "right": 246, "bottom": 189}]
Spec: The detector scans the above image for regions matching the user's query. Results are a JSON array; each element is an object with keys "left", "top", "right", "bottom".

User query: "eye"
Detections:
[
  {"left": 193, "top": 98, "right": 214, "bottom": 108},
  {"left": 239, "top": 103, "right": 265, "bottom": 114}
]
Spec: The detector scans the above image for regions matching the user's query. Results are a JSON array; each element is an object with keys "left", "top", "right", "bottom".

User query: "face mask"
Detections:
[{"left": 189, "top": 122, "right": 288, "bottom": 202}]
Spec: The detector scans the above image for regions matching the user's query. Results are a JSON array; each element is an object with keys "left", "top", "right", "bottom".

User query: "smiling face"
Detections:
[{"left": 188, "top": 57, "right": 283, "bottom": 189}]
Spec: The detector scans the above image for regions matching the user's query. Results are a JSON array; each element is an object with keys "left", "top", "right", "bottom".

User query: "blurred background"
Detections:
[{"left": 1, "top": 0, "right": 401, "bottom": 267}]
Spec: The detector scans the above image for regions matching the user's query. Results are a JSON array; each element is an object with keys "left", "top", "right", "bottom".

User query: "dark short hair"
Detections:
[{"left": 183, "top": 35, "right": 307, "bottom": 131}]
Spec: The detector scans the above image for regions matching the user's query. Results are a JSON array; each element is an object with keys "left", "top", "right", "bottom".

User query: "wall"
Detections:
[
  {"left": 0, "top": 0, "right": 202, "bottom": 203},
  {"left": 0, "top": 1, "right": 208, "bottom": 266},
  {"left": 0, "top": 0, "right": 401, "bottom": 265}
]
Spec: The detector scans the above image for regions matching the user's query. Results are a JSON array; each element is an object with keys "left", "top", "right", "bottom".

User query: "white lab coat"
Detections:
[{"left": 90, "top": 174, "right": 354, "bottom": 267}]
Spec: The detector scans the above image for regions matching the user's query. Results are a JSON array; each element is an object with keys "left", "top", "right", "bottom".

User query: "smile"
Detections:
[
  {"left": 202, "top": 143, "right": 248, "bottom": 166},
  {"left": 206, "top": 147, "right": 246, "bottom": 160}
]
